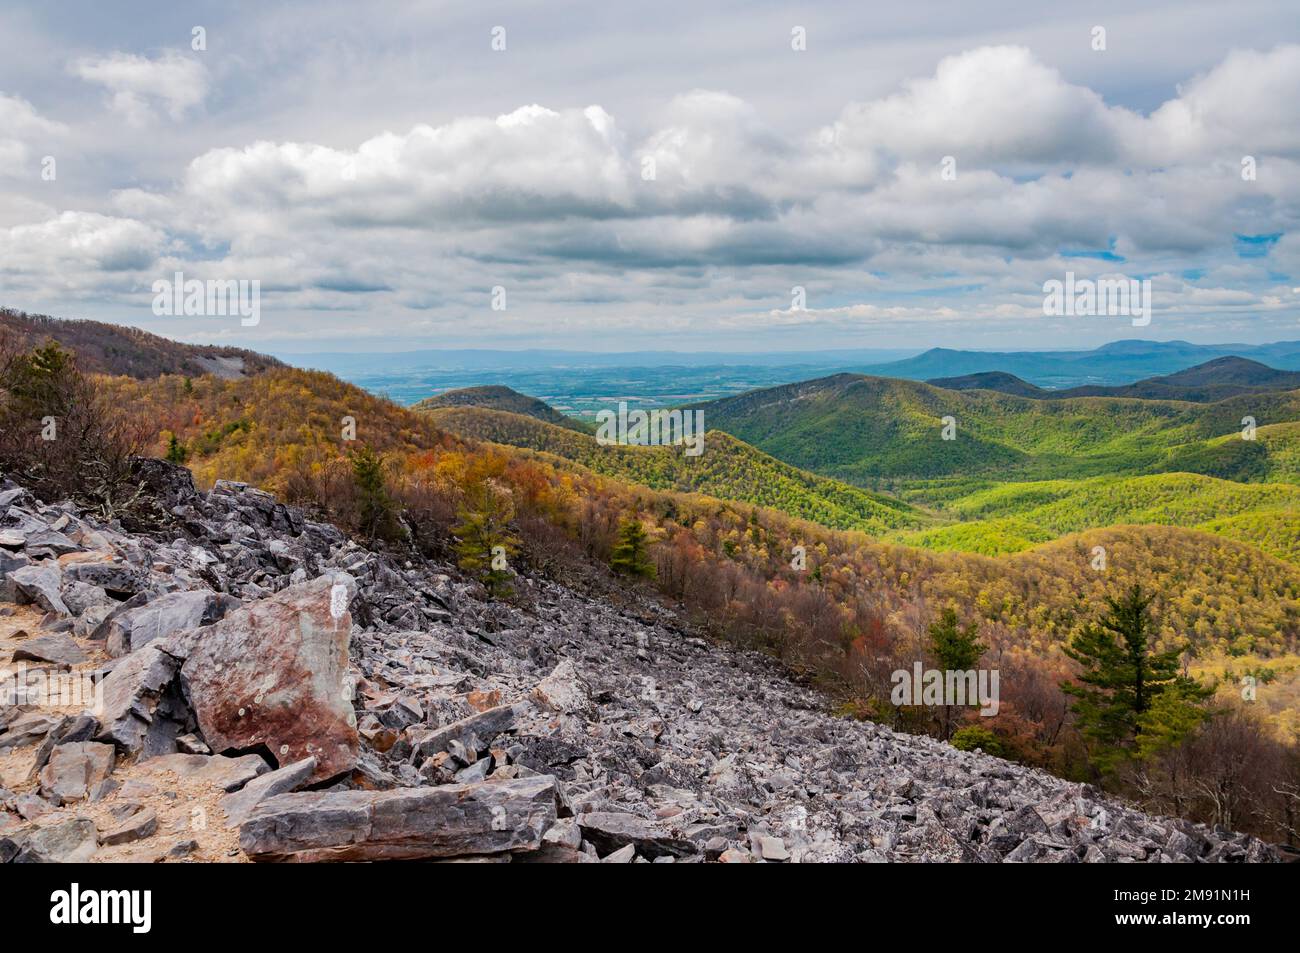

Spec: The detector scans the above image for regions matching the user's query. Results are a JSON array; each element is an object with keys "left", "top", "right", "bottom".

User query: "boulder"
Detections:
[
  {"left": 99, "top": 803, "right": 159, "bottom": 846},
  {"left": 11, "top": 632, "right": 86, "bottom": 668},
  {"left": 532, "top": 658, "right": 595, "bottom": 716},
  {"left": 62, "top": 559, "right": 149, "bottom": 597},
  {"left": 10, "top": 563, "right": 69, "bottom": 615},
  {"left": 93, "top": 643, "right": 184, "bottom": 754},
  {"left": 22, "top": 529, "right": 81, "bottom": 559},
  {"left": 8, "top": 817, "right": 99, "bottom": 862},
  {"left": 0, "top": 550, "right": 32, "bottom": 600},
  {"left": 180, "top": 573, "right": 359, "bottom": 783},
  {"left": 240, "top": 774, "right": 559, "bottom": 862},
  {"left": 38, "top": 741, "right": 116, "bottom": 805},
  {"left": 408, "top": 702, "right": 526, "bottom": 761},
  {"left": 0, "top": 711, "right": 64, "bottom": 751},
  {"left": 28, "top": 714, "right": 100, "bottom": 780},
  {"left": 220, "top": 756, "right": 317, "bottom": 827},
  {"left": 104, "top": 589, "right": 240, "bottom": 658}
]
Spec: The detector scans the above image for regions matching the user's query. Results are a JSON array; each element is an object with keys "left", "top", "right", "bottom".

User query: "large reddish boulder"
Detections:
[{"left": 180, "top": 573, "right": 359, "bottom": 783}]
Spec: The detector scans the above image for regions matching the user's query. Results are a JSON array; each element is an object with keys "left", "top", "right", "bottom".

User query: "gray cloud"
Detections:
[{"left": 0, "top": 1, "right": 1297, "bottom": 351}]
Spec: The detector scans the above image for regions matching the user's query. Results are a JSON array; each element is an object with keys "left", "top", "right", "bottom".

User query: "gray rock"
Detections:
[
  {"left": 577, "top": 812, "right": 697, "bottom": 859},
  {"left": 11, "top": 632, "right": 86, "bottom": 667},
  {"left": 175, "top": 733, "right": 210, "bottom": 755},
  {"left": 240, "top": 774, "right": 559, "bottom": 862},
  {"left": 93, "top": 643, "right": 182, "bottom": 753},
  {"left": 72, "top": 603, "right": 114, "bottom": 638},
  {"left": 0, "top": 550, "right": 32, "bottom": 600},
  {"left": 758, "top": 835, "right": 790, "bottom": 861},
  {"left": 10, "top": 563, "right": 69, "bottom": 615},
  {"left": 38, "top": 741, "right": 116, "bottom": 805},
  {"left": 408, "top": 703, "right": 526, "bottom": 761},
  {"left": 27, "top": 713, "right": 100, "bottom": 781},
  {"left": 220, "top": 756, "right": 317, "bottom": 828},
  {"left": 61, "top": 581, "right": 111, "bottom": 616},
  {"left": 62, "top": 560, "right": 149, "bottom": 596},
  {"left": 0, "top": 711, "right": 64, "bottom": 751},
  {"left": 104, "top": 588, "right": 240, "bottom": 658},
  {"left": 22, "top": 529, "right": 81, "bottom": 559},
  {"left": 10, "top": 817, "right": 99, "bottom": 862},
  {"left": 15, "top": 793, "right": 54, "bottom": 820},
  {"left": 532, "top": 658, "right": 594, "bottom": 716},
  {"left": 99, "top": 804, "right": 158, "bottom": 846}
]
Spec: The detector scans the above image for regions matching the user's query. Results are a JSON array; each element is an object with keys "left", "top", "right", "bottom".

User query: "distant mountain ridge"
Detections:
[
  {"left": 0, "top": 308, "right": 282, "bottom": 379},
  {"left": 863, "top": 339, "right": 1300, "bottom": 387},
  {"left": 929, "top": 356, "right": 1300, "bottom": 402}
]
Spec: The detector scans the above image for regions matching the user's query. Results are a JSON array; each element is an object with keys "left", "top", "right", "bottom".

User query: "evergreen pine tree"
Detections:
[
  {"left": 611, "top": 517, "right": 655, "bottom": 578},
  {"left": 349, "top": 445, "right": 402, "bottom": 542},
  {"left": 165, "top": 433, "right": 188, "bottom": 464},
  {"left": 452, "top": 480, "right": 519, "bottom": 596},
  {"left": 1061, "top": 584, "right": 1212, "bottom": 772},
  {"left": 928, "top": 607, "right": 985, "bottom": 739}
]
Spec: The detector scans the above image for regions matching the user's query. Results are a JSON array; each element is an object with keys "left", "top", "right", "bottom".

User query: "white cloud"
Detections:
[
  {"left": 72, "top": 51, "right": 208, "bottom": 125},
  {"left": 2, "top": 37, "right": 1297, "bottom": 348},
  {"left": 0, "top": 211, "right": 164, "bottom": 278},
  {"left": 0, "top": 93, "right": 65, "bottom": 178}
]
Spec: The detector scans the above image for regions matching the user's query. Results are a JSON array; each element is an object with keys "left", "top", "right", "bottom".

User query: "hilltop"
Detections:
[
  {"left": 0, "top": 308, "right": 282, "bottom": 380},
  {"left": 411, "top": 385, "right": 590, "bottom": 432},
  {"left": 686, "top": 372, "right": 1300, "bottom": 489},
  {"left": 2, "top": 319, "right": 1298, "bottom": 847}
]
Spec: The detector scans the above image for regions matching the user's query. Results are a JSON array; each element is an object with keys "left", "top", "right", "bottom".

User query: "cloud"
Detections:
[
  {"left": 2, "top": 37, "right": 1297, "bottom": 348},
  {"left": 823, "top": 46, "right": 1140, "bottom": 169},
  {"left": 0, "top": 211, "right": 164, "bottom": 280},
  {"left": 0, "top": 93, "right": 65, "bottom": 178},
  {"left": 72, "top": 50, "right": 208, "bottom": 125}
]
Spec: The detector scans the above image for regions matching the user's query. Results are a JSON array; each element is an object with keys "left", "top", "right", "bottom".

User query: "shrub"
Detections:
[{"left": 951, "top": 725, "right": 1003, "bottom": 756}]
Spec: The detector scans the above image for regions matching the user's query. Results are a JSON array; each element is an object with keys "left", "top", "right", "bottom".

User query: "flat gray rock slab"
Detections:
[
  {"left": 240, "top": 774, "right": 558, "bottom": 862},
  {"left": 11, "top": 632, "right": 87, "bottom": 667},
  {"left": 220, "top": 756, "right": 317, "bottom": 828}
]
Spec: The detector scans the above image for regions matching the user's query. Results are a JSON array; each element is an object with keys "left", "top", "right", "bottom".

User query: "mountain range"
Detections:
[
  {"left": 860, "top": 340, "right": 1300, "bottom": 387},
  {"left": 929, "top": 356, "right": 1300, "bottom": 402}
]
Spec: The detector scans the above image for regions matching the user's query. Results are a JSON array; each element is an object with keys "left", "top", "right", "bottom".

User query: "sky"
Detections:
[{"left": 0, "top": 0, "right": 1298, "bottom": 354}]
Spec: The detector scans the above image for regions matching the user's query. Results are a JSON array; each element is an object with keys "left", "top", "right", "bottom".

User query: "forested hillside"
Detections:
[
  {"left": 421, "top": 404, "right": 930, "bottom": 534},
  {"left": 690, "top": 372, "right": 1300, "bottom": 490},
  {"left": 0, "top": 307, "right": 282, "bottom": 379}
]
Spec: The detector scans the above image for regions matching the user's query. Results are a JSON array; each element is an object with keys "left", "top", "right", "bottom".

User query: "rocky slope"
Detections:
[{"left": 0, "top": 461, "right": 1280, "bottom": 863}]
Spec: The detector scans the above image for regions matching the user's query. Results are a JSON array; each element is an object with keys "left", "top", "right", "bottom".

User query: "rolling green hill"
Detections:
[
  {"left": 420, "top": 404, "right": 932, "bottom": 534},
  {"left": 685, "top": 372, "right": 1300, "bottom": 562},
  {"left": 688, "top": 372, "right": 1300, "bottom": 492},
  {"left": 893, "top": 473, "right": 1300, "bottom": 562}
]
